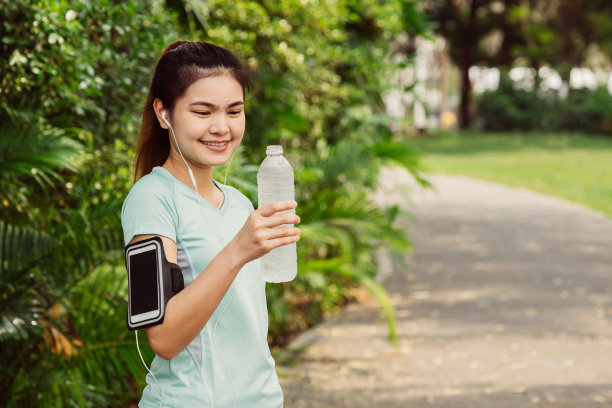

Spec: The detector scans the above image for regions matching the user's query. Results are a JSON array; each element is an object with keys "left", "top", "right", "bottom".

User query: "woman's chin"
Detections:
[{"left": 198, "top": 155, "right": 232, "bottom": 168}]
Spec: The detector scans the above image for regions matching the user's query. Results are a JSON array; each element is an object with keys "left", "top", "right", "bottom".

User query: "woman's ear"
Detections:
[{"left": 153, "top": 98, "right": 169, "bottom": 129}]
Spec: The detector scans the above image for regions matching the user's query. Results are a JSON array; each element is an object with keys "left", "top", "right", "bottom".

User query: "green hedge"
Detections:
[{"left": 476, "top": 76, "right": 612, "bottom": 135}]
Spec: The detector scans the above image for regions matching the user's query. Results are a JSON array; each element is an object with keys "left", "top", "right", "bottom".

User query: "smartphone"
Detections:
[{"left": 126, "top": 240, "right": 164, "bottom": 329}]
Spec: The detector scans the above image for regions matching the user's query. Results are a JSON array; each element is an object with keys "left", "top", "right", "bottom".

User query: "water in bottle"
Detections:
[{"left": 257, "top": 145, "right": 297, "bottom": 282}]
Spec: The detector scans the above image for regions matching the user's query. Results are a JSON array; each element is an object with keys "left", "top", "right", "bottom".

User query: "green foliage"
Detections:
[
  {"left": 265, "top": 141, "right": 413, "bottom": 346},
  {"left": 0, "top": 112, "right": 132, "bottom": 406},
  {"left": 0, "top": 119, "right": 144, "bottom": 407},
  {"left": 476, "top": 78, "right": 612, "bottom": 135},
  {"left": 556, "top": 87, "right": 612, "bottom": 134},
  {"left": 425, "top": 1, "right": 612, "bottom": 128},
  {"left": 0, "top": 0, "right": 176, "bottom": 144},
  {"left": 176, "top": 0, "right": 410, "bottom": 151},
  {"left": 0, "top": 0, "right": 177, "bottom": 406},
  {"left": 0, "top": 107, "right": 83, "bottom": 212},
  {"left": 505, "top": 1, "right": 612, "bottom": 72},
  {"left": 0, "top": 0, "right": 428, "bottom": 405},
  {"left": 174, "top": 0, "right": 428, "bottom": 347},
  {"left": 475, "top": 76, "right": 556, "bottom": 132}
]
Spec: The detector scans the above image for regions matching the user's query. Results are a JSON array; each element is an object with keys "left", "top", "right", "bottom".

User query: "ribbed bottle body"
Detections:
[{"left": 257, "top": 146, "right": 297, "bottom": 282}]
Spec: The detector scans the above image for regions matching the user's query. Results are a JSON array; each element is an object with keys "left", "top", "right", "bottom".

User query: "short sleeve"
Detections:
[
  {"left": 121, "top": 174, "right": 178, "bottom": 246},
  {"left": 227, "top": 184, "right": 255, "bottom": 213}
]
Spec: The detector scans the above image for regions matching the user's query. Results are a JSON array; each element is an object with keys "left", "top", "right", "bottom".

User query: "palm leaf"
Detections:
[
  {"left": 369, "top": 140, "right": 430, "bottom": 187},
  {"left": 66, "top": 262, "right": 148, "bottom": 403},
  {"left": 0, "top": 221, "right": 57, "bottom": 343},
  {"left": 0, "top": 116, "right": 82, "bottom": 184}
]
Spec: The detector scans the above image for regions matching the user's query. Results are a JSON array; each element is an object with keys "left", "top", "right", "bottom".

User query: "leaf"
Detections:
[{"left": 0, "top": 114, "right": 83, "bottom": 187}]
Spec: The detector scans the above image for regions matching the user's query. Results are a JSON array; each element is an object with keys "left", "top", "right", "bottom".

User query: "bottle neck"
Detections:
[{"left": 266, "top": 145, "right": 283, "bottom": 156}]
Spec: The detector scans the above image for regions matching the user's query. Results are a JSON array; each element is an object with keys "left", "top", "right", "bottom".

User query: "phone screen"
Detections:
[{"left": 129, "top": 248, "right": 160, "bottom": 316}]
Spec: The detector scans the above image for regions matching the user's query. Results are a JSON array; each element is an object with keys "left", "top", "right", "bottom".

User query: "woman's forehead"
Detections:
[{"left": 182, "top": 74, "right": 244, "bottom": 102}]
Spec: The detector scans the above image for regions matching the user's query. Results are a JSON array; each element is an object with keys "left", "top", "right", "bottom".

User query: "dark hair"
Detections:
[{"left": 133, "top": 40, "right": 250, "bottom": 181}]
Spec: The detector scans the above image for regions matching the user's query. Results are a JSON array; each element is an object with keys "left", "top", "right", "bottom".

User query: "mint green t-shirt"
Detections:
[{"left": 121, "top": 166, "right": 283, "bottom": 408}]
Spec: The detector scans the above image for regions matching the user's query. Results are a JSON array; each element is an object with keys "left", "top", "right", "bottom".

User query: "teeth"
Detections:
[{"left": 201, "top": 141, "right": 228, "bottom": 146}]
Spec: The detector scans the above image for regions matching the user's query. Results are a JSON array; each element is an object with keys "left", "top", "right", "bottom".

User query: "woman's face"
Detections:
[{"left": 163, "top": 74, "right": 245, "bottom": 170}]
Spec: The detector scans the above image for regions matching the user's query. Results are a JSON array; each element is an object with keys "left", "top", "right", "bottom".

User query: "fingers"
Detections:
[
  {"left": 240, "top": 226, "right": 300, "bottom": 261},
  {"left": 267, "top": 234, "right": 301, "bottom": 249},
  {"left": 258, "top": 200, "right": 297, "bottom": 217},
  {"left": 262, "top": 212, "right": 300, "bottom": 227},
  {"left": 256, "top": 201, "right": 300, "bottom": 227},
  {"left": 234, "top": 201, "right": 301, "bottom": 263},
  {"left": 260, "top": 226, "right": 301, "bottom": 241}
]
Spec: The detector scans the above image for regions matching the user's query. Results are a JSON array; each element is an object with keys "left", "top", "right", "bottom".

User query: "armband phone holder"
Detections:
[{"left": 125, "top": 236, "right": 184, "bottom": 331}]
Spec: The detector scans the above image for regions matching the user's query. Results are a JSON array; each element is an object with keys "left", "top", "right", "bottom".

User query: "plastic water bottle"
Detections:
[{"left": 257, "top": 145, "right": 297, "bottom": 282}]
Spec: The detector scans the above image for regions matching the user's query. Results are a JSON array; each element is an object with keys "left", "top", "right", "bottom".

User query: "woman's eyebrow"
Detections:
[{"left": 189, "top": 101, "right": 244, "bottom": 108}]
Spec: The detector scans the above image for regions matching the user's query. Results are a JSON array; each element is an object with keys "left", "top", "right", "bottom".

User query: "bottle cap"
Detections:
[{"left": 266, "top": 145, "right": 283, "bottom": 155}]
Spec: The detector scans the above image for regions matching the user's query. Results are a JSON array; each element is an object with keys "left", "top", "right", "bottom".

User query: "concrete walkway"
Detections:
[{"left": 279, "top": 170, "right": 612, "bottom": 407}]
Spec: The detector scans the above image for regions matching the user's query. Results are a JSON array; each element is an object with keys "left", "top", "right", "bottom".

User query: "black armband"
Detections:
[{"left": 125, "top": 236, "right": 184, "bottom": 331}]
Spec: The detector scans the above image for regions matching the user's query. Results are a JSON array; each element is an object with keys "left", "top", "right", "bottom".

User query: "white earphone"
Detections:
[
  {"left": 160, "top": 109, "right": 238, "bottom": 407},
  {"left": 162, "top": 110, "right": 198, "bottom": 190},
  {"left": 161, "top": 109, "right": 235, "bottom": 190}
]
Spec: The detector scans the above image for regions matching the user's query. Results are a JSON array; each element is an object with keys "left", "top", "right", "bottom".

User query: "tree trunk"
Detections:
[
  {"left": 457, "top": 1, "right": 478, "bottom": 129},
  {"left": 458, "top": 62, "right": 472, "bottom": 129}
]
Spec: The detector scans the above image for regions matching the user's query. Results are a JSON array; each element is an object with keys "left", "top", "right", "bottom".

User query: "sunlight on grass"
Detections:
[{"left": 410, "top": 131, "right": 612, "bottom": 216}]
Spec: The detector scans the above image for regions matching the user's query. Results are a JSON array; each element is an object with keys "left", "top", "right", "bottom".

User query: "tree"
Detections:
[
  {"left": 510, "top": 0, "right": 612, "bottom": 80},
  {"left": 425, "top": 0, "right": 612, "bottom": 130},
  {"left": 424, "top": 0, "right": 514, "bottom": 129}
]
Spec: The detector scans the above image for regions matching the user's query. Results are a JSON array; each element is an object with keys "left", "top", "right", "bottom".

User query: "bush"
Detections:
[
  {"left": 475, "top": 76, "right": 556, "bottom": 132},
  {"left": 557, "top": 87, "right": 612, "bottom": 134},
  {"left": 475, "top": 76, "right": 612, "bottom": 135}
]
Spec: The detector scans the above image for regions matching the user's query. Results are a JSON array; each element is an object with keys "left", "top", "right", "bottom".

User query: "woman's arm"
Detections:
[{"left": 129, "top": 201, "right": 300, "bottom": 360}]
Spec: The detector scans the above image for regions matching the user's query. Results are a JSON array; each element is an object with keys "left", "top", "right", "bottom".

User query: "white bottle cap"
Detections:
[{"left": 266, "top": 145, "right": 283, "bottom": 155}]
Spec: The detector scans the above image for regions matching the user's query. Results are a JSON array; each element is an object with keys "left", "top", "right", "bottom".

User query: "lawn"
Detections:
[{"left": 410, "top": 131, "right": 612, "bottom": 217}]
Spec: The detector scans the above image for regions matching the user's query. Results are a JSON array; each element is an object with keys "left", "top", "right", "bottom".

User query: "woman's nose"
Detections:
[{"left": 209, "top": 114, "right": 229, "bottom": 135}]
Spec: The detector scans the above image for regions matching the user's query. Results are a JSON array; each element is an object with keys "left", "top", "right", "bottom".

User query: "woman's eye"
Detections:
[
  {"left": 229, "top": 110, "right": 242, "bottom": 116},
  {"left": 195, "top": 111, "right": 210, "bottom": 116}
]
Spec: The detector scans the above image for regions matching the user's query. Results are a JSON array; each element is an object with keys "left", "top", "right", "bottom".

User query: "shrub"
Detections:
[
  {"left": 557, "top": 87, "right": 612, "bottom": 135},
  {"left": 475, "top": 76, "right": 556, "bottom": 132},
  {"left": 475, "top": 75, "right": 612, "bottom": 135}
]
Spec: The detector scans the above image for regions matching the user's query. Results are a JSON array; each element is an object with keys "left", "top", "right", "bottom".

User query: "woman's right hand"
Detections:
[{"left": 230, "top": 200, "right": 301, "bottom": 266}]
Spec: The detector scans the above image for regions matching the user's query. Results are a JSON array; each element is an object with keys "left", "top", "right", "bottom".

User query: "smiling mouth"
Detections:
[{"left": 200, "top": 140, "right": 229, "bottom": 146}]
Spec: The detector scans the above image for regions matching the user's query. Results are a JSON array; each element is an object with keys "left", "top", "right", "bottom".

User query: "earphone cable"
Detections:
[
  {"left": 166, "top": 117, "right": 198, "bottom": 190},
  {"left": 223, "top": 150, "right": 235, "bottom": 185},
  {"left": 166, "top": 116, "right": 238, "bottom": 406},
  {"left": 194, "top": 200, "right": 238, "bottom": 408},
  {"left": 135, "top": 330, "right": 163, "bottom": 408},
  {"left": 213, "top": 285, "right": 238, "bottom": 408}
]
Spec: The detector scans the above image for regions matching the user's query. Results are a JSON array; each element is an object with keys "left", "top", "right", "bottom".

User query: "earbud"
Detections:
[
  {"left": 161, "top": 109, "right": 198, "bottom": 191},
  {"left": 161, "top": 110, "right": 171, "bottom": 127}
]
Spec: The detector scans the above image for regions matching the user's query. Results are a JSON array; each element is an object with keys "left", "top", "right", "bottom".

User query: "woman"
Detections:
[{"left": 122, "top": 40, "right": 301, "bottom": 407}]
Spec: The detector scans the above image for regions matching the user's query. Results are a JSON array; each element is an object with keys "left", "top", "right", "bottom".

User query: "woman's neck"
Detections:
[{"left": 162, "top": 159, "right": 224, "bottom": 209}]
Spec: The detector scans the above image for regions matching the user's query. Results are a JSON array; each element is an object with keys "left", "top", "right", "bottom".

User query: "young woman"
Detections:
[{"left": 121, "top": 40, "right": 301, "bottom": 407}]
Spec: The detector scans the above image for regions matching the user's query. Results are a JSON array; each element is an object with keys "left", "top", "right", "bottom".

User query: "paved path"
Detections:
[{"left": 279, "top": 170, "right": 612, "bottom": 407}]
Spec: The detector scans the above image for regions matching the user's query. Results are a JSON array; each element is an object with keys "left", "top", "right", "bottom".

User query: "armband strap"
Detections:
[{"left": 125, "top": 236, "right": 184, "bottom": 331}]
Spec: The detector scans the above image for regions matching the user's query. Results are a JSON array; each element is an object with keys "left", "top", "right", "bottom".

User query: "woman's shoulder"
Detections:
[
  {"left": 222, "top": 183, "right": 255, "bottom": 211},
  {"left": 127, "top": 167, "right": 175, "bottom": 198},
  {"left": 122, "top": 167, "right": 178, "bottom": 215}
]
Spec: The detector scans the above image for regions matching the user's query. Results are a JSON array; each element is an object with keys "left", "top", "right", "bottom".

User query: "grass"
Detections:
[{"left": 409, "top": 131, "right": 612, "bottom": 217}]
